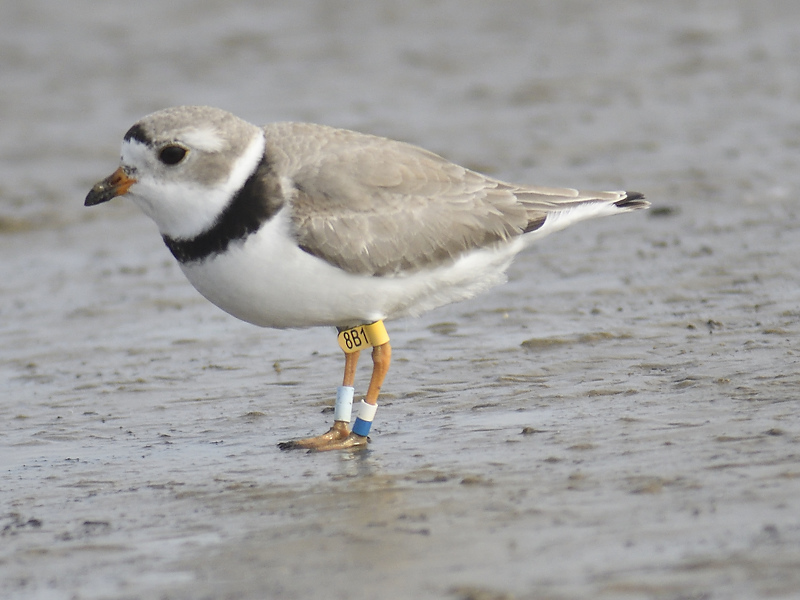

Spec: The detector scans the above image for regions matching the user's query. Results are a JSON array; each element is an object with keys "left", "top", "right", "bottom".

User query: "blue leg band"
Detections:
[
  {"left": 351, "top": 401, "right": 377, "bottom": 437},
  {"left": 351, "top": 418, "right": 372, "bottom": 436}
]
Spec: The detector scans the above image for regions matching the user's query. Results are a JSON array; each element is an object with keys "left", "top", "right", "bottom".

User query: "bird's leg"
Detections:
[
  {"left": 342, "top": 345, "right": 360, "bottom": 386},
  {"left": 312, "top": 341, "right": 391, "bottom": 451},
  {"left": 279, "top": 321, "right": 391, "bottom": 452},
  {"left": 364, "top": 342, "right": 392, "bottom": 405},
  {"left": 277, "top": 350, "right": 361, "bottom": 451}
]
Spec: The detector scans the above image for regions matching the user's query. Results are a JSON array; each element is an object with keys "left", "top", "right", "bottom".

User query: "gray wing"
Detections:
[{"left": 277, "top": 124, "right": 632, "bottom": 276}]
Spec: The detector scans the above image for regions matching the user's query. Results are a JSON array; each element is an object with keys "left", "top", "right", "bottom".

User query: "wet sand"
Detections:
[{"left": 2, "top": 1, "right": 800, "bottom": 599}]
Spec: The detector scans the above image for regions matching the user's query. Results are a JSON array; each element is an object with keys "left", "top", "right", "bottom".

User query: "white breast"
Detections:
[{"left": 178, "top": 208, "right": 523, "bottom": 329}]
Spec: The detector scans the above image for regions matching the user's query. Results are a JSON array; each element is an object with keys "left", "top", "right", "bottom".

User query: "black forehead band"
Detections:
[{"left": 123, "top": 123, "right": 152, "bottom": 145}]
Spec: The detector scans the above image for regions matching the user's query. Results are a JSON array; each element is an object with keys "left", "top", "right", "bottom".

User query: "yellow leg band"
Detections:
[{"left": 337, "top": 320, "right": 390, "bottom": 354}]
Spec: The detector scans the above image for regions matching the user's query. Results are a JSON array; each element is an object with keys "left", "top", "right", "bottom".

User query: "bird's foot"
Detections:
[
  {"left": 307, "top": 432, "right": 369, "bottom": 452},
  {"left": 278, "top": 422, "right": 368, "bottom": 452}
]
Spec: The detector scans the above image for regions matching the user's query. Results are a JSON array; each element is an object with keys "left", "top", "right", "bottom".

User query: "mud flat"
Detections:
[{"left": 2, "top": 1, "right": 800, "bottom": 598}]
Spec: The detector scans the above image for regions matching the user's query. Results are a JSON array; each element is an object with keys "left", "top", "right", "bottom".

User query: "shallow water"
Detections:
[{"left": 2, "top": 1, "right": 800, "bottom": 599}]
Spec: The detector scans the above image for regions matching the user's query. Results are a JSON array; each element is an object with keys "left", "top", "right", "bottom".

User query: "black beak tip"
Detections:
[{"left": 84, "top": 184, "right": 114, "bottom": 207}]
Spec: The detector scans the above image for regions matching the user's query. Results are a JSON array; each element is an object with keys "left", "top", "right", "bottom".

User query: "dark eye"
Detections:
[{"left": 158, "top": 145, "right": 188, "bottom": 165}]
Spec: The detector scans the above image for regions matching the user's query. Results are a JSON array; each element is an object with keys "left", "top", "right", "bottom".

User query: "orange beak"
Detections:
[{"left": 85, "top": 167, "right": 137, "bottom": 206}]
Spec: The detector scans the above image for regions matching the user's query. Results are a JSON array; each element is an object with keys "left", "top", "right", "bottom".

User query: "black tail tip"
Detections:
[{"left": 614, "top": 191, "right": 649, "bottom": 210}]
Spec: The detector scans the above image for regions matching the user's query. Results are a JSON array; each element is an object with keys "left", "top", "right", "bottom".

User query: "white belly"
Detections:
[{"left": 179, "top": 210, "right": 523, "bottom": 329}]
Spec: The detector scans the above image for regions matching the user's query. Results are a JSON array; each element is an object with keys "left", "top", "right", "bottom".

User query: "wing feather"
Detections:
[{"left": 264, "top": 123, "right": 642, "bottom": 276}]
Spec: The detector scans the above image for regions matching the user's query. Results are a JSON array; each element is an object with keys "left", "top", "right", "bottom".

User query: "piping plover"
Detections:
[{"left": 85, "top": 105, "right": 648, "bottom": 451}]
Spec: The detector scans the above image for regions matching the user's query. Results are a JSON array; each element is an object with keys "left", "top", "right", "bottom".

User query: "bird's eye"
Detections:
[{"left": 158, "top": 145, "right": 188, "bottom": 165}]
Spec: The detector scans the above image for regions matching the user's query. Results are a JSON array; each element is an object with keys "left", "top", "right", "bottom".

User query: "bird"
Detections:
[{"left": 85, "top": 105, "right": 648, "bottom": 451}]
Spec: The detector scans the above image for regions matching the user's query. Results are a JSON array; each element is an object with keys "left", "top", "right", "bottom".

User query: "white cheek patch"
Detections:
[{"left": 131, "top": 180, "right": 221, "bottom": 238}]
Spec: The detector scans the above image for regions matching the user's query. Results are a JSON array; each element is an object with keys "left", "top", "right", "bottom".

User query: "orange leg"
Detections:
[
  {"left": 342, "top": 348, "right": 359, "bottom": 387},
  {"left": 278, "top": 341, "right": 392, "bottom": 452},
  {"left": 364, "top": 342, "right": 391, "bottom": 405},
  {"left": 277, "top": 350, "right": 360, "bottom": 451}
]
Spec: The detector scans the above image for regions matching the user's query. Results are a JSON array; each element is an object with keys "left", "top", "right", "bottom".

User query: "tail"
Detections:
[
  {"left": 519, "top": 189, "right": 649, "bottom": 240},
  {"left": 613, "top": 191, "right": 649, "bottom": 211}
]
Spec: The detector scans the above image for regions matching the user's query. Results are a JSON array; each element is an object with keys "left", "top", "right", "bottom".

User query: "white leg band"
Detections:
[
  {"left": 334, "top": 386, "right": 354, "bottom": 422},
  {"left": 351, "top": 401, "right": 377, "bottom": 437},
  {"left": 356, "top": 401, "right": 378, "bottom": 422}
]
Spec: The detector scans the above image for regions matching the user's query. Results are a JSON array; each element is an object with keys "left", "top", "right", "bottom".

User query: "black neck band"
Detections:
[{"left": 162, "top": 154, "right": 283, "bottom": 264}]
